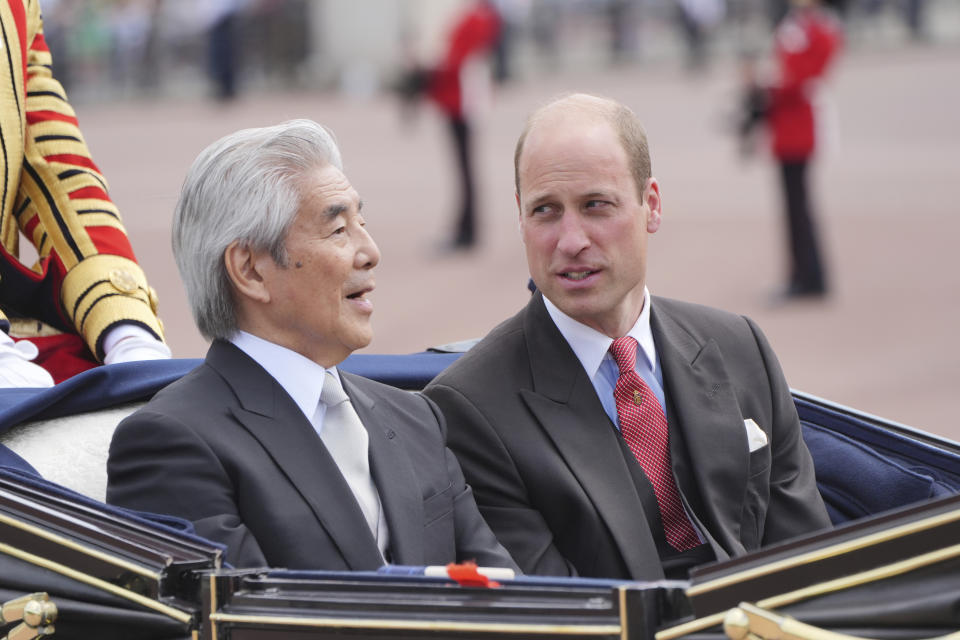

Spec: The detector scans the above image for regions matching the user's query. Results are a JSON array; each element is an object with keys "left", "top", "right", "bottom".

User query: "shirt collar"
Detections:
[
  {"left": 542, "top": 288, "right": 657, "bottom": 378},
  {"left": 229, "top": 331, "right": 339, "bottom": 421}
]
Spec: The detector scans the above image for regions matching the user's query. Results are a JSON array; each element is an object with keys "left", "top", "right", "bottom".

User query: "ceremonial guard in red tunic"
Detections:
[
  {"left": 766, "top": 0, "right": 842, "bottom": 298},
  {"left": 0, "top": 0, "right": 168, "bottom": 384},
  {"left": 427, "top": 0, "right": 500, "bottom": 250}
]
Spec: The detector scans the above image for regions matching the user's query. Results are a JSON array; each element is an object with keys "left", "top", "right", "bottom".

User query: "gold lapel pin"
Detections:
[{"left": 632, "top": 390, "right": 643, "bottom": 405}]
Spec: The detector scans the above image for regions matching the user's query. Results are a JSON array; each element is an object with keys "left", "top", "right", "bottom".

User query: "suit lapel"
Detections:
[
  {"left": 206, "top": 341, "right": 383, "bottom": 570},
  {"left": 520, "top": 295, "right": 665, "bottom": 580},
  {"left": 341, "top": 371, "right": 426, "bottom": 566},
  {"left": 651, "top": 303, "right": 749, "bottom": 556}
]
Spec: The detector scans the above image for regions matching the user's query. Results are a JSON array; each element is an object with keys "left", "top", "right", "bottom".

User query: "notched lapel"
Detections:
[
  {"left": 208, "top": 343, "right": 383, "bottom": 570},
  {"left": 521, "top": 294, "right": 664, "bottom": 579},
  {"left": 520, "top": 384, "right": 665, "bottom": 581},
  {"left": 343, "top": 374, "right": 425, "bottom": 566},
  {"left": 653, "top": 315, "right": 750, "bottom": 552},
  {"left": 231, "top": 400, "right": 384, "bottom": 569}
]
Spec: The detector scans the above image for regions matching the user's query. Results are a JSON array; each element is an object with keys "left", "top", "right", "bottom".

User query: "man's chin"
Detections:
[
  {"left": 543, "top": 288, "right": 596, "bottom": 313},
  {"left": 349, "top": 326, "right": 374, "bottom": 352},
  {"left": 551, "top": 296, "right": 613, "bottom": 329}
]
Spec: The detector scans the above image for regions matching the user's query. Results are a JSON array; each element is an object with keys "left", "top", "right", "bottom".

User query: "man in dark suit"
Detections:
[
  {"left": 424, "top": 94, "right": 830, "bottom": 580},
  {"left": 107, "top": 120, "right": 517, "bottom": 572}
]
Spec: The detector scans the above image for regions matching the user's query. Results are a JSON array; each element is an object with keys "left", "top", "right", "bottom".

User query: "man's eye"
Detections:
[
  {"left": 331, "top": 226, "right": 346, "bottom": 236},
  {"left": 585, "top": 200, "right": 609, "bottom": 209},
  {"left": 531, "top": 204, "right": 553, "bottom": 216}
]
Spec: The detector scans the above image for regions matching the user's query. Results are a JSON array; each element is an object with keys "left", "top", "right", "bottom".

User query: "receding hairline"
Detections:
[
  {"left": 532, "top": 93, "right": 626, "bottom": 125},
  {"left": 514, "top": 93, "right": 650, "bottom": 196}
]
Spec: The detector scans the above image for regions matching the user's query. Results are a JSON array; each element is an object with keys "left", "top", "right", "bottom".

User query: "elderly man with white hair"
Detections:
[{"left": 107, "top": 119, "right": 517, "bottom": 572}]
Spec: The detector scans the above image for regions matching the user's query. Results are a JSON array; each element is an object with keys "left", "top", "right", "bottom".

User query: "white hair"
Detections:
[{"left": 172, "top": 119, "right": 343, "bottom": 340}]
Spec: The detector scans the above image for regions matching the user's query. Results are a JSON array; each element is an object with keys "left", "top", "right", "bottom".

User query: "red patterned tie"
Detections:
[{"left": 609, "top": 337, "right": 700, "bottom": 551}]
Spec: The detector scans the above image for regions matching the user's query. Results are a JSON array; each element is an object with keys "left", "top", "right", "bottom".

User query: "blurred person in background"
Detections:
[
  {"left": 107, "top": 0, "right": 156, "bottom": 94},
  {"left": 204, "top": 0, "right": 243, "bottom": 101},
  {"left": 902, "top": 0, "right": 928, "bottom": 40},
  {"left": 861, "top": 0, "right": 927, "bottom": 41},
  {"left": 742, "top": 0, "right": 842, "bottom": 299},
  {"left": 491, "top": 0, "right": 527, "bottom": 83},
  {"left": 426, "top": 0, "right": 501, "bottom": 250},
  {"left": 675, "top": 0, "right": 726, "bottom": 71},
  {"left": 0, "top": 0, "right": 169, "bottom": 387},
  {"left": 606, "top": 0, "right": 640, "bottom": 64}
]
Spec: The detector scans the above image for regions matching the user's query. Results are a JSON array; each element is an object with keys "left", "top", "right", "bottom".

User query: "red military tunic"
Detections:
[
  {"left": 768, "top": 5, "right": 843, "bottom": 160},
  {"left": 427, "top": 1, "right": 500, "bottom": 119}
]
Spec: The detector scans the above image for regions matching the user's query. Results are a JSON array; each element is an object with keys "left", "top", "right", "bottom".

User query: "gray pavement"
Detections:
[{"left": 75, "top": 42, "right": 960, "bottom": 440}]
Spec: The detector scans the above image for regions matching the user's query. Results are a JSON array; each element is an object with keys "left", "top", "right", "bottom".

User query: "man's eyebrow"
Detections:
[
  {"left": 322, "top": 203, "right": 348, "bottom": 221},
  {"left": 525, "top": 192, "right": 553, "bottom": 209}
]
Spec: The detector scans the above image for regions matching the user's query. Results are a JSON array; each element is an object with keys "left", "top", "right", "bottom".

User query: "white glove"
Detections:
[
  {"left": 0, "top": 330, "right": 55, "bottom": 388},
  {"left": 102, "top": 324, "right": 172, "bottom": 365}
]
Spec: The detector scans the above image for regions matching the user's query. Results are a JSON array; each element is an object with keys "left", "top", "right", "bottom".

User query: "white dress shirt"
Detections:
[
  {"left": 230, "top": 330, "right": 334, "bottom": 434},
  {"left": 543, "top": 288, "right": 668, "bottom": 426}
]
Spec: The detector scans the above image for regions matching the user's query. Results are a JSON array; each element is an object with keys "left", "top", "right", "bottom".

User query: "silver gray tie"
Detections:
[{"left": 318, "top": 371, "right": 387, "bottom": 554}]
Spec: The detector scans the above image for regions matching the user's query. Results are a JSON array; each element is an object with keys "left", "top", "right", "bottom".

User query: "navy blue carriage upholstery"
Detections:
[
  {"left": 796, "top": 396, "right": 960, "bottom": 523},
  {"left": 1, "top": 355, "right": 958, "bottom": 527}
]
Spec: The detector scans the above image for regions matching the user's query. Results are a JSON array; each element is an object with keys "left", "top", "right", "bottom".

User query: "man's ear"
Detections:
[
  {"left": 643, "top": 178, "right": 662, "bottom": 234},
  {"left": 223, "top": 240, "right": 271, "bottom": 304}
]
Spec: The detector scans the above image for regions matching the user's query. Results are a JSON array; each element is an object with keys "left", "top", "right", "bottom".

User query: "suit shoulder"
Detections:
[
  {"left": 118, "top": 362, "right": 231, "bottom": 430},
  {"left": 653, "top": 295, "right": 744, "bottom": 322},
  {"left": 427, "top": 309, "right": 526, "bottom": 390},
  {"left": 652, "top": 296, "right": 776, "bottom": 356},
  {"left": 149, "top": 361, "right": 228, "bottom": 402},
  {"left": 653, "top": 295, "right": 757, "bottom": 334}
]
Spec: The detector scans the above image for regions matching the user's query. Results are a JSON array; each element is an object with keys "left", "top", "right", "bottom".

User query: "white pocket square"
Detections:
[{"left": 744, "top": 418, "right": 768, "bottom": 452}]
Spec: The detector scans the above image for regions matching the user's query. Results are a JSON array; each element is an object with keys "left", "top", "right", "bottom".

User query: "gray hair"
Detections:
[{"left": 172, "top": 119, "right": 343, "bottom": 340}]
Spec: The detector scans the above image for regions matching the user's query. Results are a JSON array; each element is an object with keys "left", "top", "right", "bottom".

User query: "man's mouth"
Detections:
[
  {"left": 346, "top": 284, "right": 374, "bottom": 300},
  {"left": 561, "top": 270, "right": 597, "bottom": 281}
]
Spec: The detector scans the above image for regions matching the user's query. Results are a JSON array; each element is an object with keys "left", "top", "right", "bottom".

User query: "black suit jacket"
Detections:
[
  {"left": 424, "top": 294, "right": 830, "bottom": 579},
  {"left": 107, "top": 340, "right": 517, "bottom": 571}
]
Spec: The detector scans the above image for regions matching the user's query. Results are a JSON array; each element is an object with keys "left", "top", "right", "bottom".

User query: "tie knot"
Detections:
[
  {"left": 320, "top": 370, "right": 349, "bottom": 407},
  {"left": 609, "top": 336, "right": 639, "bottom": 374}
]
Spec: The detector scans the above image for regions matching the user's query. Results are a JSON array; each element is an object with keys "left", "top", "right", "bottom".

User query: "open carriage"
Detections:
[{"left": 1, "top": 353, "right": 958, "bottom": 640}]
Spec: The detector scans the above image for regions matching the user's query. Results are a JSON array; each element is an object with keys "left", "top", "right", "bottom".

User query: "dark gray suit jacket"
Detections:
[
  {"left": 107, "top": 340, "right": 517, "bottom": 571},
  {"left": 424, "top": 293, "right": 830, "bottom": 579}
]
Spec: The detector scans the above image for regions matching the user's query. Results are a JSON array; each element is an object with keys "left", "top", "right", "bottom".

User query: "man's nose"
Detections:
[
  {"left": 356, "top": 226, "right": 381, "bottom": 269},
  {"left": 556, "top": 212, "right": 590, "bottom": 255}
]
